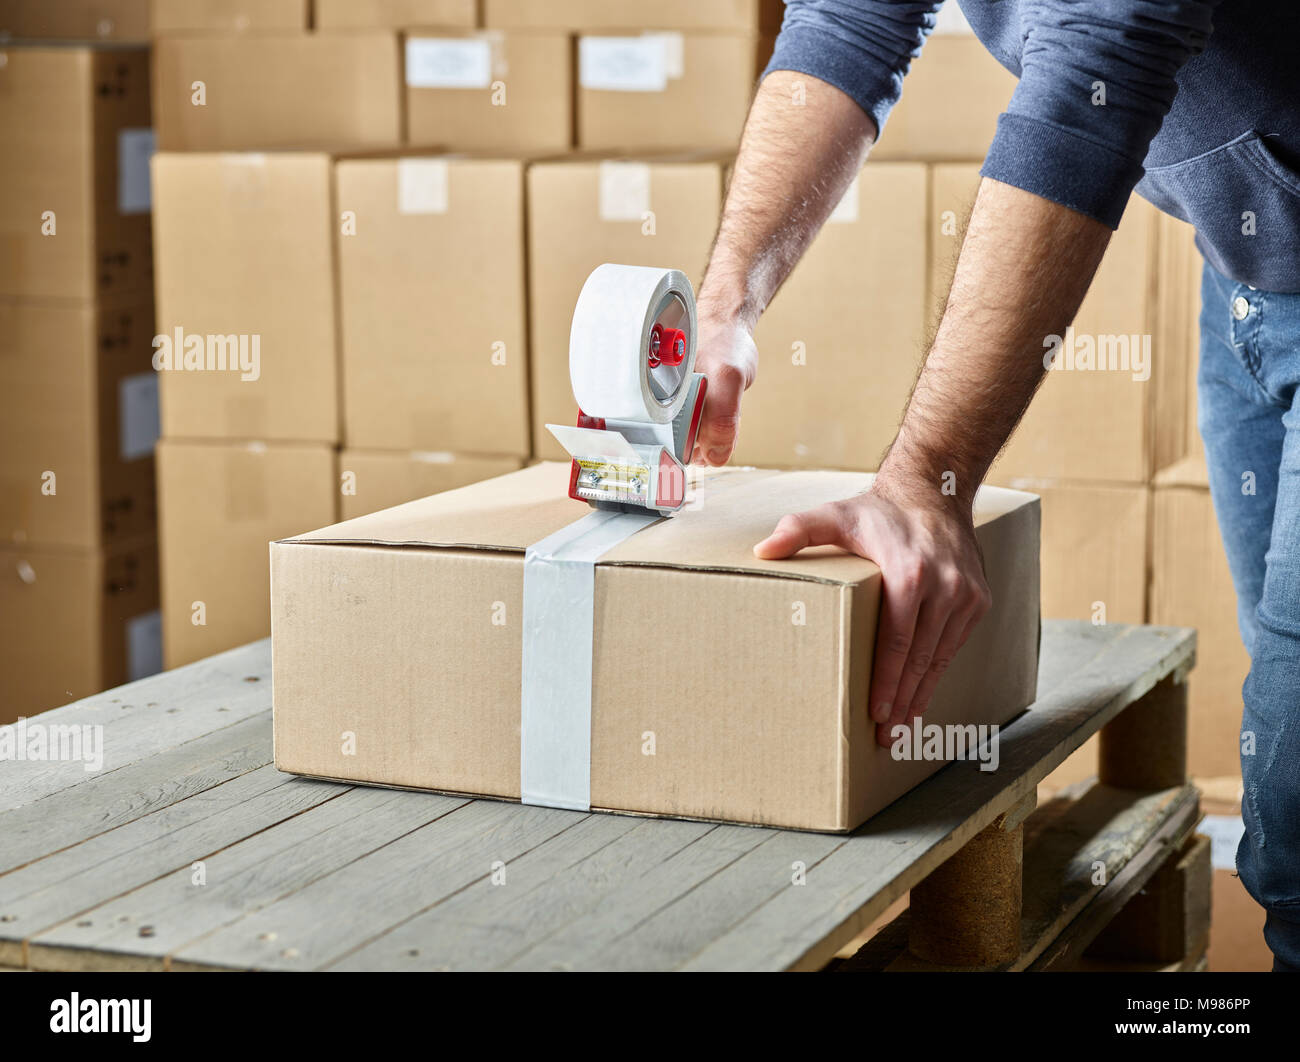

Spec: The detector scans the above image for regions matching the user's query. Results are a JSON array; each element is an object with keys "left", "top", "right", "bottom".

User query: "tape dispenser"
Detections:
[{"left": 547, "top": 264, "right": 708, "bottom": 516}]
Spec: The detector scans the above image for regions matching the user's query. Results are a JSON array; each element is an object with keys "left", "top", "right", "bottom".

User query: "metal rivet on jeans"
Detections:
[{"left": 1232, "top": 296, "right": 1251, "bottom": 321}]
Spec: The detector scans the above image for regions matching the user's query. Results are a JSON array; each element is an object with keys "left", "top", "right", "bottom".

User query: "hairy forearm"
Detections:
[
  {"left": 700, "top": 72, "right": 876, "bottom": 330},
  {"left": 880, "top": 177, "right": 1114, "bottom": 508}
]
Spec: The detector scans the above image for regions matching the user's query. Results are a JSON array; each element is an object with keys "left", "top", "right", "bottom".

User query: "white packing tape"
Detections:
[{"left": 521, "top": 509, "right": 659, "bottom": 811}]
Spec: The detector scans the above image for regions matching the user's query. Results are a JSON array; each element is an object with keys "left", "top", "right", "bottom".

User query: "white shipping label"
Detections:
[
  {"left": 398, "top": 158, "right": 450, "bottom": 215},
  {"left": 598, "top": 161, "right": 651, "bottom": 222},
  {"left": 406, "top": 37, "right": 493, "bottom": 89},
  {"left": 580, "top": 36, "right": 668, "bottom": 93},
  {"left": 119, "top": 372, "right": 160, "bottom": 461},
  {"left": 644, "top": 32, "right": 684, "bottom": 79},
  {"left": 126, "top": 609, "right": 163, "bottom": 682},
  {"left": 828, "top": 177, "right": 860, "bottom": 224},
  {"left": 118, "top": 128, "right": 155, "bottom": 215}
]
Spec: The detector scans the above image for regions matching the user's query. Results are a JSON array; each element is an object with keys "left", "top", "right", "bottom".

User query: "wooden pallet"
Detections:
[{"left": 0, "top": 620, "right": 1197, "bottom": 972}]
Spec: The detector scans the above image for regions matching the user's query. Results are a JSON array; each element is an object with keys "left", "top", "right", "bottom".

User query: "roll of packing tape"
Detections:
[{"left": 569, "top": 264, "right": 697, "bottom": 425}]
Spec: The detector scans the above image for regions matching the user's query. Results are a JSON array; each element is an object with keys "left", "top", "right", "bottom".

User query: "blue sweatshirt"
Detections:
[{"left": 765, "top": 0, "right": 1300, "bottom": 293}]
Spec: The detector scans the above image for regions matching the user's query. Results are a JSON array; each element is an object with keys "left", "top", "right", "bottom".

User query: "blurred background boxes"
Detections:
[
  {"left": 150, "top": 0, "right": 311, "bottom": 35},
  {"left": 0, "top": 298, "right": 157, "bottom": 550},
  {"left": 0, "top": 46, "right": 154, "bottom": 300},
  {"left": 0, "top": 539, "right": 161, "bottom": 721},
  {"left": 0, "top": 0, "right": 151, "bottom": 41},
  {"left": 336, "top": 155, "right": 531, "bottom": 457},
  {"left": 404, "top": 31, "right": 571, "bottom": 153},
  {"left": 152, "top": 33, "right": 402, "bottom": 151},
  {"left": 734, "top": 164, "right": 928, "bottom": 470},
  {"left": 527, "top": 154, "right": 726, "bottom": 460},
  {"left": 577, "top": 32, "right": 772, "bottom": 152},
  {"left": 338, "top": 451, "right": 523, "bottom": 521},
  {"left": 156, "top": 439, "right": 335, "bottom": 668},
  {"left": 484, "top": 0, "right": 783, "bottom": 32},
  {"left": 317, "top": 0, "right": 477, "bottom": 31},
  {"left": 151, "top": 151, "right": 340, "bottom": 443}
]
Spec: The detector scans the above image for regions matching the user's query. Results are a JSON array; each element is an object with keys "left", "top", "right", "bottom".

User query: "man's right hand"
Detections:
[{"left": 691, "top": 313, "right": 759, "bottom": 467}]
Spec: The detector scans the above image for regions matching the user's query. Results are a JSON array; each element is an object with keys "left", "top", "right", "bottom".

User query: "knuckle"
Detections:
[
  {"left": 929, "top": 655, "right": 953, "bottom": 676},
  {"left": 886, "top": 633, "right": 911, "bottom": 655},
  {"left": 907, "top": 652, "right": 932, "bottom": 675}
]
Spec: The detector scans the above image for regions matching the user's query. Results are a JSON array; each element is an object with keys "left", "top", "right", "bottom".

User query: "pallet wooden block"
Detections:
[{"left": 0, "top": 621, "right": 1196, "bottom": 972}]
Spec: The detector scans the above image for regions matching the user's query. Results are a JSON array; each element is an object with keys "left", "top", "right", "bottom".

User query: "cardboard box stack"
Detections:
[{"left": 0, "top": 42, "right": 162, "bottom": 721}]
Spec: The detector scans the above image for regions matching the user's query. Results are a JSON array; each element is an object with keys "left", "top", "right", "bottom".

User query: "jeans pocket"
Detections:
[{"left": 1138, "top": 131, "right": 1300, "bottom": 294}]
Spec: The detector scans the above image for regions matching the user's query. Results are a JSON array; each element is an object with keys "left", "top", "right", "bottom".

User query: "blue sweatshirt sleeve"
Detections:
[
  {"left": 763, "top": 1, "right": 944, "bottom": 139},
  {"left": 764, "top": 0, "right": 1221, "bottom": 229}
]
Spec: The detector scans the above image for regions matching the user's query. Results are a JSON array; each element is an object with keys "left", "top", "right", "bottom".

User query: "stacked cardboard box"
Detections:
[{"left": 0, "top": 44, "right": 162, "bottom": 721}]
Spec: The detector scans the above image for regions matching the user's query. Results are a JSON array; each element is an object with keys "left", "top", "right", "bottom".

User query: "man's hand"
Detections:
[
  {"left": 691, "top": 313, "right": 758, "bottom": 466},
  {"left": 754, "top": 471, "right": 991, "bottom": 746}
]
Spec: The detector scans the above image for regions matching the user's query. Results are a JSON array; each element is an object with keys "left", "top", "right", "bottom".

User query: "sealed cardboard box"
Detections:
[
  {"left": 1152, "top": 457, "right": 1250, "bottom": 780},
  {"left": 150, "top": 0, "right": 309, "bottom": 34},
  {"left": 931, "top": 164, "right": 1198, "bottom": 482},
  {"left": 0, "top": 0, "right": 150, "bottom": 40},
  {"left": 0, "top": 298, "right": 158, "bottom": 550},
  {"left": 0, "top": 538, "right": 160, "bottom": 723},
  {"left": 485, "top": 0, "right": 782, "bottom": 33},
  {"left": 734, "top": 164, "right": 928, "bottom": 471},
  {"left": 152, "top": 152, "right": 340, "bottom": 443},
  {"left": 0, "top": 45, "right": 153, "bottom": 300},
  {"left": 272, "top": 462, "right": 1041, "bottom": 833},
  {"left": 577, "top": 32, "right": 770, "bottom": 152},
  {"left": 339, "top": 450, "right": 523, "bottom": 521},
  {"left": 316, "top": 0, "right": 477, "bottom": 29},
  {"left": 404, "top": 31, "right": 571, "bottom": 153},
  {"left": 336, "top": 155, "right": 530, "bottom": 455},
  {"left": 152, "top": 33, "right": 402, "bottom": 151},
  {"left": 869, "top": 34, "right": 1016, "bottom": 162},
  {"left": 157, "top": 439, "right": 335, "bottom": 669},
  {"left": 528, "top": 154, "right": 726, "bottom": 459}
]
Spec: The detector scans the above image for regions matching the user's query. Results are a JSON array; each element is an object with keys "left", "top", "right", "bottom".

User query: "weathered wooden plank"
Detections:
[
  {"left": 499, "top": 823, "right": 776, "bottom": 971},
  {"left": 0, "top": 714, "right": 271, "bottom": 876},
  {"left": 329, "top": 815, "right": 712, "bottom": 971},
  {"left": 169, "top": 799, "right": 587, "bottom": 971},
  {"left": 679, "top": 623, "right": 1196, "bottom": 971},
  {"left": 29, "top": 787, "right": 467, "bottom": 972},
  {"left": 1, "top": 640, "right": 271, "bottom": 813},
  {"left": 584, "top": 829, "right": 847, "bottom": 971},
  {"left": 0, "top": 767, "right": 345, "bottom": 968}
]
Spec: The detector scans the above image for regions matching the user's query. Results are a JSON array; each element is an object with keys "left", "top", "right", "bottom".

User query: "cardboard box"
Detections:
[
  {"left": 870, "top": 34, "right": 1016, "bottom": 162},
  {"left": 0, "top": 298, "right": 158, "bottom": 550},
  {"left": 931, "top": 164, "right": 1198, "bottom": 482},
  {"left": 336, "top": 155, "right": 531, "bottom": 456},
  {"left": 0, "top": 538, "right": 160, "bottom": 724},
  {"left": 339, "top": 450, "right": 523, "bottom": 521},
  {"left": 733, "top": 164, "right": 928, "bottom": 471},
  {"left": 485, "top": 0, "right": 783, "bottom": 33},
  {"left": 1152, "top": 457, "right": 1250, "bottom": 780},
  {"left": 0, "top": 45, "right": 153, "bottom": 300},
  {"left": 271, "top": 462, "right": 1041, "bottom": 832},
  {"left": 152, "top": 33, "right": 402, "bottom": 151},
  {"left": 577, "top": 32, "right": 770, "bottom": 152},
  {"left": 528, "top": 154, "right": 726, "bottom": 460},
  {"left": 0, "top": 0, "right": 150, "bottom": 40},
  {"left": 316, "top": 0, "right": 477, "bottom": 29},
  {"left": 157, "top": 439, "right": 335, "bottom": 669},
  {"left": 152, "top": 152, "right": 340, "bottom": 443},
  {"left": 150, "top": 0, "right": 308, "bottom": 34},
  {"left": 404, "top": 31, "right": 571, "bottom": 153}
]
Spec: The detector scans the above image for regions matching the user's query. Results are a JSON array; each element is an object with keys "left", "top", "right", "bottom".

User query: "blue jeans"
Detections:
[{"left": 1198, "top": 261, "right": 1300, "bottom": 970}]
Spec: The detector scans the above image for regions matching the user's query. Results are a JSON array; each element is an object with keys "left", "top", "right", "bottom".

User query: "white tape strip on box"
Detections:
[{"left": 521, "top": 509, "right": 658, "bottom": 810}]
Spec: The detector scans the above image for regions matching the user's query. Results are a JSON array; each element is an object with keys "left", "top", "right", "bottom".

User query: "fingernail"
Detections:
[
  {"left": 872, "top": 702, "right": 891, "bottom": 723},
  {"left": 708, "top": 449, "right": 727, "bottom": 465}
]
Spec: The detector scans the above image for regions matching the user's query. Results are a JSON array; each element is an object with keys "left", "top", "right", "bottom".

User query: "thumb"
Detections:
[
  {"left": 694, "top": 368, "right": 744, "bottom": 467},
  {"left": 754, "top": 506, "right": 851, "bottom": 560}
]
